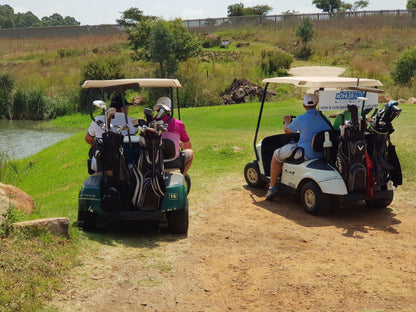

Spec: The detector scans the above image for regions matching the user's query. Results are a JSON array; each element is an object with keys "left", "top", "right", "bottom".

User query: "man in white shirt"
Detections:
[{"left": 85, "top": 95, "right": 137, "bottom": 146}]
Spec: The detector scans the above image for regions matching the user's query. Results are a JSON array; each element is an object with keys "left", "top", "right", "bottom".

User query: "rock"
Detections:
[
  {"left": 408, "top": 97, "right": 416, "bottom": 104},
  {"left": 222, "top": 78, "right": 274, "bottom": 104},
  {"left": 13, "top": 217, "right": 70, "bottom": 237},
  {"left": 0, "top": 183, "right": 34, "bottom": 223},
  {"left": 398, "top": 99, "right": 407, "bottom": 104},
  {"left": 378, "top": 94, "right": 392, "bottom": 104}
]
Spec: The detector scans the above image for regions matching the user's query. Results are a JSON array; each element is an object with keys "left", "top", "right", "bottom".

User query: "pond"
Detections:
[{"left": 0, "top": 120, "right": 76, "bottom": 160}]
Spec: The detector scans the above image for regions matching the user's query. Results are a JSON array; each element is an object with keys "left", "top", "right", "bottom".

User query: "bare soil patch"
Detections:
[{"left": 52, "top": 174, "right": 416, "bottom": 312}]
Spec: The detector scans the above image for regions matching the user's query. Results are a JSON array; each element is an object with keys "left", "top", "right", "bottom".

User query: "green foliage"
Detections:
[
  {"left": 117, "top": 7, "right": 152, "bottom": 27},
  {"left": 391, "top": 48, "right": 416, "bottom": 85},
  {"left": 312, "top": 0, "right": 343, "bottom": 13},
  {"left": 260, "top": 49, "right": 293, "bottom": 76},
  {"left": 81, "top": 57, "right": 125, "bottom": 81},
  {"left": 407, "top": 0, "right": 416, "bottom": 9},
  {"left": 127, "top": 18, "right": 200, "bottom": 78},
  {"left": 0, "top": 205, "right": 17, "bottom": 237},
  {"left": 0, "top": 72, "right": 14, "bottom": 117},
  {"left": 227, "top": 3, "right": 273, "bottom": 16},
  {"left": 296, "top": 17, "right": 314, "bottom": 48},
  {"left": 0, "top": 4, "right": 79, "bottom": 28}
]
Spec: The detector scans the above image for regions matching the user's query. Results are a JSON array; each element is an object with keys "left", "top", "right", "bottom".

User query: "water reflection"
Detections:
[{"left": 0, "top": 120, "right": 75, "bottom": 159}]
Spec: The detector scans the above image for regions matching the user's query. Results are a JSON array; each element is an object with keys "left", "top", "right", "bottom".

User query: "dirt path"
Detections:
[{"left": 52, "top": 171, "right": 416, "bottom": 312}]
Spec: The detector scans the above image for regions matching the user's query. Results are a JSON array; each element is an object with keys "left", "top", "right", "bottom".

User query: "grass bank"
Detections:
[{"left": 0, "top": 101, "right": 415, "bottom": 310}]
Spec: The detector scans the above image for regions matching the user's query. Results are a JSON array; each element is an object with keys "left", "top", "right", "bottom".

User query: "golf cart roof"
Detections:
[
  {"left": 81, "top": 78, "right": 182, "bottom": 90},
  {"left": 262, "top": 76, "right": 383, "bottom": 89}
]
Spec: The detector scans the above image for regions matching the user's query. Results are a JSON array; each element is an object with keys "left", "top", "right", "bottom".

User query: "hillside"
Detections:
[{"left": 1, "top": 20, "right": 416, "bottom": 116}]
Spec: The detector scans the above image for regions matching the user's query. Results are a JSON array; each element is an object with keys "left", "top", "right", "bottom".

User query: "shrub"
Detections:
[
  {"left": 391, "top": 48, "right": 416, "bottom": 85},
  {"left": 11, "top": 88, "right": 28, "bottom": 119},
  {"left": 260, "top": 49, "right": 293, "bottom": 76},
  {"left": 0, "top": 72, "right": 15, "bottom": 119}
]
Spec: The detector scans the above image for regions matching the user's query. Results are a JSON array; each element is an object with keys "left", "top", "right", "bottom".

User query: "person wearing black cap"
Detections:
[
  {"left": 85, "top": 94, "right": 138, "bottom": 146},
  {"left": 265, "top": 93, "right": 332, "bottom": 200}
]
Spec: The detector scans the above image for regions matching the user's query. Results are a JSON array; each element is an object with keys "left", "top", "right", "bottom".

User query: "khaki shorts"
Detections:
[{"left": 273, "top": 143, "right": 305, "bottom": 162}]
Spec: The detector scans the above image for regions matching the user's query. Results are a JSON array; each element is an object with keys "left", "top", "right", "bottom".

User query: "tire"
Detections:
[
  {"left": 167, "top": 202, "right": 189, "bottom": 234},
  {"left": 77, "top": 210, "right": 97, "bottom": 231},
  {"left": 185, "top": 173, "right": 191, "bottom": 195},
  {"left": 365, "top": 191, "right": 394, "bottom": 209},
  {"left": 244, "top": 161, "right": 265, "bottom": 188},
  {"left": 300, "top": 181, "right": 331, "bottom": 215}
]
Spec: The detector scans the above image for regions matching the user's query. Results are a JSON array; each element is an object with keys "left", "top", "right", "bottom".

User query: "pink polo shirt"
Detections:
[{"left": 162, "top": 115, "right": 190, "bottom": 143}]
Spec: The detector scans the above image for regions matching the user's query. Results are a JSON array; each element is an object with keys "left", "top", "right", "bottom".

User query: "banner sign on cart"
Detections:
[{"left": 318, "top": 90, "right": 379, "bottom": 111}]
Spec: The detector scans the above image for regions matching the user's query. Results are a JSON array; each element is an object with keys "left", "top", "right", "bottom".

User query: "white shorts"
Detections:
[{"left": 273, "top": 143, "right": 305, "bottom": 162}]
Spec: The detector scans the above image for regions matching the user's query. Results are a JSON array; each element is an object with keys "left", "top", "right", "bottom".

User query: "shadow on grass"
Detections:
[
  {"left": 244, "top": 185, "right": 401, "bottom": 238},
  {"left": 71, "top": 220, "right": 187, "bottom": 248}
]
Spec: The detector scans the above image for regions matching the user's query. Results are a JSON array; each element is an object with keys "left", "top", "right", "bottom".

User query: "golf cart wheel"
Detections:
[
  {"left": 77, "top": 210, "right": 97, "bottom": 232},
  {"left": 365, "top": 191, "right": 394, "bottom": 209},
  {"left": 300, "top": 181, "right": 331, "bottom": 215},
  {"left": 167, "top": 202, "right": 189, "bottom": 234},
  {"left": 185, "top": 173, "right": 191, "bottom": 195},
  {"left": 244, "top": 161, "right": 265, "bottom": 188}
]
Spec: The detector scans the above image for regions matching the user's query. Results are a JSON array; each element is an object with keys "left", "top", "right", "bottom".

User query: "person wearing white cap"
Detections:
[
  {"left": 154, "top": 96, "right": 194, "bottom": 174},
  {"left": 265, "top": 93, "right": 332, "bottom": 200}
]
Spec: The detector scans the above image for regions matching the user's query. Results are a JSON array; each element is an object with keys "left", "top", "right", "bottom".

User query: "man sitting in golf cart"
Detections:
[
  {"left": 153, "top": 96, "right": 194, "bottom": 174},
  {"left": 84, "top": 94, "right": 138, "bottom": 146},
  {"left": 265, "top": 93, "right": 332, "bottom": 200}
]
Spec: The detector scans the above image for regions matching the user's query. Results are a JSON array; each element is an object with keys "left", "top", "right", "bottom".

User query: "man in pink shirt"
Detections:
[{"left": 155, "top": 97, "right": 194, "bottom": 174}]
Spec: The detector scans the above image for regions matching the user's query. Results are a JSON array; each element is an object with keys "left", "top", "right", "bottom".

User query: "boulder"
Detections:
[
  {"left": 408, "top": 97, "right": 416, "bottom": 104},
  {"left": 0, "top": 183, "right": 34, "bottom": 223},
  {"left": 13, "top": 217, "right": 70, "bottom": 237},
  {"left": 378, "top": 94, "right": 392, "bottom": 104},
  {"left": 222, "top": 78, "right": 276, "bottom": 104}
]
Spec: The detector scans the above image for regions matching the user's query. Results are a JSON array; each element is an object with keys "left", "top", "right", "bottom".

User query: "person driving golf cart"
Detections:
[
  {"left": 265, "top": 93, "right": 332, "bottom": 200},
  {"left": 84, "top": 93, "right": 138, "bottom": 146},
  {"left": 153, "top": 96, "right": 194, "bottom": 175}
]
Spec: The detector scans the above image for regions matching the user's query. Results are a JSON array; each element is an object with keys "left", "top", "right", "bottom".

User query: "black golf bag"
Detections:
[
  {"left": 335, "top": 104, "right": 367, "bottom": 193},
  {"left": 130, "top": 128, "right": 166, "bottom": 210},
  {"left": 367, "top": 101, "right": 402, "bottom": 189},
  {"left": 94, "top": 131, "right": 130, "bottom": 211}
]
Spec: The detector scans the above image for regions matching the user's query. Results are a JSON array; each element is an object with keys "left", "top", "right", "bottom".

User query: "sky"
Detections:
[{"left": 3, "top": 0, "right": 409, "bottom": 25}]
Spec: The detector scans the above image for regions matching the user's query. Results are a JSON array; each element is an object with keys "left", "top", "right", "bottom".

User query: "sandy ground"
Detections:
[
  {"left": 50, "top": 67, "right": 416, "bottom": 312},
  {"left": 51, "top": 175, "right": 416, "bottom": 312}
]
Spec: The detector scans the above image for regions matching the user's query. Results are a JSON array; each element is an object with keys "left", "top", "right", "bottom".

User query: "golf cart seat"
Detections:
[
  {"left": 261, "top": 133, "right": 303, "bottom": 177},
  {"left": 311, "top": 129, "right": 340, "bottom": 164},
  {"left": 162, "top": 133, "right": 185, "bottom": 173}
]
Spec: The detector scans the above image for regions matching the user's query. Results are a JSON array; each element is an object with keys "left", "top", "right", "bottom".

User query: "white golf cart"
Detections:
[{"left": 244, "top": 76, "right": 402, "bottom": 215}]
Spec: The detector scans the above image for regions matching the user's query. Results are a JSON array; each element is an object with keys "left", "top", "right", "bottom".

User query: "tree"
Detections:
[
  {"left": 14, "top": 11, "right": 39, "bottom": 28},
  {"left": 117, "top": 7, "right": 148, "bottom": 27},
  {"left": 227, "top": 3, "right": 245, "bottom": 17},
  {"left": 0, "top": 4, "right": 15, "bottom": 28},
  {"left": 353, "top": 0, "right": 369, "bottom": 10},
  {"left": 391, "top": 48, "right": 416, "bottom": 84},
  {"left": 127, "top": 18, "right": 200, "bottom": 78},
  {"left": 296, "top": 17, "right": 314, "bottom": 48},
  {"left": 407, "top": 0, "right": 416, "bottom": 9},
  {"left": 244, "top": 5, "right": 273, "bottom": 16},
  {"left": 227, "top": 3, "right": 273, "bottom": 16},
  {"left": 312, "top": 0, "right": 343, "bottom": 13}
]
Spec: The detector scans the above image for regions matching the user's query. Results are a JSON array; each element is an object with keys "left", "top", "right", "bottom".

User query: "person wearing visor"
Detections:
[
  {"left": 154, "top": 96, "right": 194, "bottom": 174},
  {"left": 265, "top": 93, "right": 332, "bottom": 200}
]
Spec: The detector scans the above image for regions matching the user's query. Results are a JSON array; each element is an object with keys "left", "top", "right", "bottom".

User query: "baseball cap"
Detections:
[{"left": 303, "top": 93, "right": 318, "bottom": 106}]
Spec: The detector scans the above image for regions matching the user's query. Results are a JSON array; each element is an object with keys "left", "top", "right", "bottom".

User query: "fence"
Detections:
[
  {"left": 184, "top": 9, "right": 416, "bottom": 32},
  {"left": 0, "top": 10, "right": 415, "bottom": 39}
]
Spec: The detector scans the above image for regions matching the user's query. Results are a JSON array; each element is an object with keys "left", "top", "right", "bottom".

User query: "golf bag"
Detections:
[
  {"left": 367, "top": 101, "right": 402, "bottom": 188},
  {"left": 95, "top": 131, "right": 130, "bottom": 211},
  {"left": 335, "top": 104, "right": 367, "bottom": 193},
  {"left": 130, "top": 128, "right": 166, "bottom": 209}
]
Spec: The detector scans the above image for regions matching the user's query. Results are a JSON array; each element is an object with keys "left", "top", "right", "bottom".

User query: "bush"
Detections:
[
  {"left": 11, "top": 89, "right": 28, "bottom": 119},
  {"left": 0, "top": 72, "right": 15, "bottom": 119},
  {"left": 391, "top": 48, "right": 416, "bottom": 85},
  {"left": 260, "top": 49, "right": 293, "bottom": 76}
]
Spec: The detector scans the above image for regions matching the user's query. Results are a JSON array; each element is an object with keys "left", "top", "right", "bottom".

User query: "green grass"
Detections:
[{"left": 0, "top": 101, "right": 415, "bottom": 310}]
